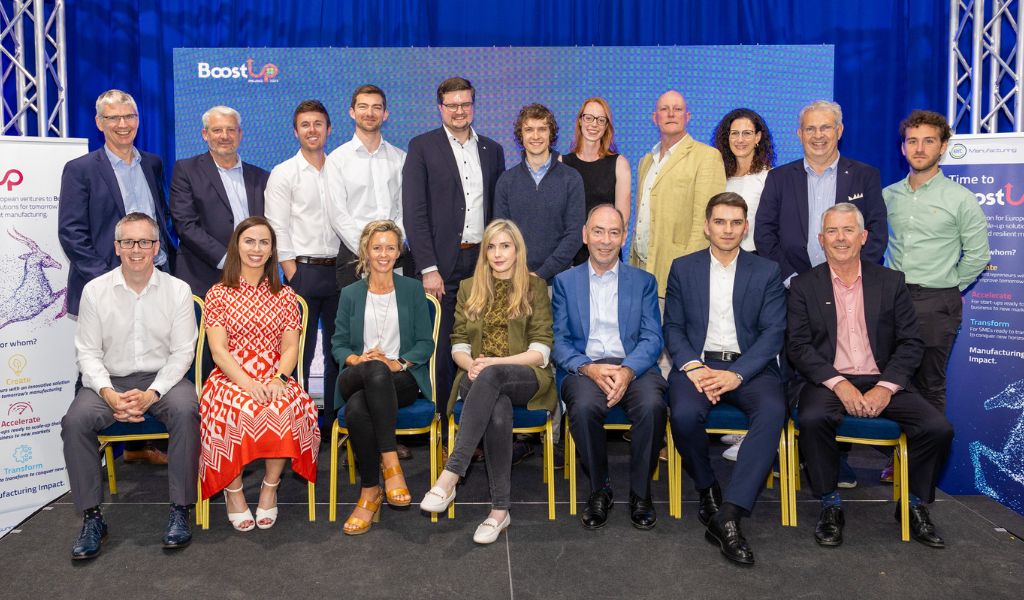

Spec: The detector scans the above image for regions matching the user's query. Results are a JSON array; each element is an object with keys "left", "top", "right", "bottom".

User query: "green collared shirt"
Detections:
[{"left": 883, "top": 169, "right": 990, "bottom": 290}]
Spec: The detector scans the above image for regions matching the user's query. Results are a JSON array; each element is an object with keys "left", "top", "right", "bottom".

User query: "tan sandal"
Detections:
[
  {"left": 343, "top": 489, "right": 383, "bottom": 536},
  {"left": 381, "top": 463, "right": 412, "bottom": 508}
]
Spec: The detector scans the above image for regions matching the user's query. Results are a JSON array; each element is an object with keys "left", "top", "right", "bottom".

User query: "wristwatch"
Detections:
[
  {"left": 277, "top": 373, "right": 288, "bottom": 383},
  {"left": 397, "top": 359, "right": 411, "bottom": 372},
  {"left": 734, "top": 372, "right": 744, "bottom": 384}
]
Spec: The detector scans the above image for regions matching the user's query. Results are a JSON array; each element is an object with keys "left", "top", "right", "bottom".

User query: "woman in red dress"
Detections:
[{"left": 199, "top": 216, "right": 321, "bottom": 531}]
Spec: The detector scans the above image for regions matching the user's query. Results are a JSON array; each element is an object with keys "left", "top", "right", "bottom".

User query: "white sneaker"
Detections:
[
  {"left": 473, "top": 513, "right": 511, "bottom": 544},
  {"left": 720, "top": 434, "right": 744, "bottom": 445},
  {"left": 722, "top": 437, "right": 744, "bottom": 462}
]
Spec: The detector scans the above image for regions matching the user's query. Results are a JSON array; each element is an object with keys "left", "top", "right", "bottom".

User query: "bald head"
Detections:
[
  {"left": 586, "top": 203, "right": 625, "bottom": 230},
  {"left": 653, "top": 90, "right": 690, "bottom": 142}
]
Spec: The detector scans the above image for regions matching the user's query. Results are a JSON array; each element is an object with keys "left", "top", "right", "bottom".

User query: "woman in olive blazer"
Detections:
[
  {"left": 418, "top": 219, "right": 555, "bottom": 545},
  {"left": 332, "top": 220, "right": 433, "bottom": 535}
]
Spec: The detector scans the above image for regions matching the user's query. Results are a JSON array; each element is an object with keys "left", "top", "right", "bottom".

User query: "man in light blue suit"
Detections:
[
  {"left": 552, "top": 204, "right": 667, "bottom": 531},
  {"left": 664, "top": 192, "right": 787, "bottom": 565}
]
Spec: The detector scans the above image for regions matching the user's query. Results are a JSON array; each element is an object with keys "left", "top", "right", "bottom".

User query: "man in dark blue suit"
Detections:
[
  {"left": 169, "top": 106, "right": 269, "bottom": 296},
  {"left": 754, "top": 100, "right": 888, "bottom": 284},
  {"left": 402, "top": 77, "right": 505, "bottom": 417},
  {"left": 58, "top": 89, "right": 175, "bottom": 317},
  {"left": 664, "top": 192, "right": 787, "bottom": 565},
  {"left": 553, "top": 204, "right": 667, "bottom": 531}
]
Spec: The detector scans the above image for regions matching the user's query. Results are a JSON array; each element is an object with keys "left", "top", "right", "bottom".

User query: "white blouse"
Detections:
[
  {"left": 362, "top": 290, "right": 401, "bottom": 359},
  {"left": 726, "top": 169, "right": 769, "bottom": 252}
]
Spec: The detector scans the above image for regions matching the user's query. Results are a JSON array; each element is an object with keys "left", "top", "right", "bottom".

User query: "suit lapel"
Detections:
[
  {"left": 436, "top": 128, "right": 465, "bottom": 201},
  {"left": 200, "top": 153, "right": 232, "bottom": 214},
  {"left": 351, "top": 279, "right": 368, "bottom": 349},
  {"left": 575, "top": 265, "right": 591, "bottom": 342},
  {"left": 478, "top": 137, "right": 494, "bottom": 220},
  {"left": 393, "top": 274, "right": 411, "bottom": 351},
  {"left": 95, "top": 150, "right": 127, "bottom": 218},
  {"left": 243, "top": 163, "right": 258, "bottom": 216},
  {"left": 861, "top": 263, "right": 882, "bottom": 355},
  {"left": 815, "top": 267, "right": 838, "bottom": 354},
  {"left": 795, "top": 161, "right": 810, "bottom": 245},
  {"left": 652, "top": 135, "right": 692, "bottom": 189},
  {"left": 836, "top": 156, "right": 852, "bottom": 206},
  {"left": 731, "top": 253, "right": 753, "bottom": 340},
  {"left": 616, "top": 266, "right": 632, "bottom": 349}
]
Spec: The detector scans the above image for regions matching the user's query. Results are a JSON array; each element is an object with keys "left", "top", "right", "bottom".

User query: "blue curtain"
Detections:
[{"left": 66, "top": 0, "right": 948, "bottom": 186}]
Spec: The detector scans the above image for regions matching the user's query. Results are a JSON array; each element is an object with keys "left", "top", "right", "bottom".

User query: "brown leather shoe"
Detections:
[{"left": 123, "top": 446, "right": 168, "bottom": 465}]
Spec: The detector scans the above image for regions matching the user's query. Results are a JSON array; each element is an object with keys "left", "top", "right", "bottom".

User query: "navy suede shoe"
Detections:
[
  {"left": 71, "top": 515, "right": 107, "bottom": 560},
  {"left": 162, "top": 504, "right": 192, "bottom": 549}
]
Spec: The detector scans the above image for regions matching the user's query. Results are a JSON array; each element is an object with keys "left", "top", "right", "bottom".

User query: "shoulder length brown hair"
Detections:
[
  {"left": 220, "top": 216, "right": 283, "bottom": 294},
  {"left": 464, "top": 219, "right": 533, "bottom": 322}
]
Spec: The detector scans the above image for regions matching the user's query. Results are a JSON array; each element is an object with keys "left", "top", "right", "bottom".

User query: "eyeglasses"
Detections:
[
  {"left": 100, "top": 114, "right": 139, "bottom": 124},
  {"left": 580, "top": 114, "right": 609, "bottom": 126},
  {"left": 116, "top": 239, "right": 156, "bottom": 249},
  {"left": 801, "top": 124, "right": 836, "bottom": 136},
  {"left": 729, "top": 129, "right": 757, "bottom": 139},
  {"left": 442, "top": 102, "right": 474, "bottom": 113}
]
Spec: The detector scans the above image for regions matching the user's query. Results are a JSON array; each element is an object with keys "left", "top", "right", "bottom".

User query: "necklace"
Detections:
[{"left": 369, "top": 290, "right": 393, "bottom": 349}]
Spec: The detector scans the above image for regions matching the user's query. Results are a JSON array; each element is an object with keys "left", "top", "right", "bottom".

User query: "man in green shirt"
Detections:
[{"left": 883, "top": 109, "right": 990, "bottom": 416}]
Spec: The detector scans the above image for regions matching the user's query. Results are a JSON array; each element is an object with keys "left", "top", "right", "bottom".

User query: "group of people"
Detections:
[{"left": 56, "top": 76, "right": 990, "bottom": 566}]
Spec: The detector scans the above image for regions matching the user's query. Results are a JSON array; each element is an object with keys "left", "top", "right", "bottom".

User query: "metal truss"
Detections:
[
  {"left": 949, "top": 0, "right": 1024, "bottom": 133},
  {"left": 0, "top": 0, "right": 67, "bottom": 137}
]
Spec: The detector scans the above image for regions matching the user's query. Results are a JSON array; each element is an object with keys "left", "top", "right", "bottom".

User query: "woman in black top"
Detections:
[{"left": 561, "top": 97, "right": 631, "bottom": 265}]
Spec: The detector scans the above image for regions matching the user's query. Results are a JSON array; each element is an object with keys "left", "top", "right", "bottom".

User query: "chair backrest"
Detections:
[
  {"left": 192, "top": 294, "right": 205, "bottom": 397},
  {"left": 425, "top": 293, "right": 441, "bottom": 406},
  {"left": 295, "top": 293, "right": 309, "bottom": 389}
]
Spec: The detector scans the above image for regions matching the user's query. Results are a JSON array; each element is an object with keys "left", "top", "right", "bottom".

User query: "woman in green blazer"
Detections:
[
  {"left": 332, "top": 220, "right": 433, "bottom": 535},
  {"left": 418, "top": 219, "right": 556, "bottom": 544}
]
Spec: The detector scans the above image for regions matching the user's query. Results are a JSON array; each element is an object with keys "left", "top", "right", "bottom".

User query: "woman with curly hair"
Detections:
[{"left": 712, "top": 108, "right": 776, "bottom": 253}]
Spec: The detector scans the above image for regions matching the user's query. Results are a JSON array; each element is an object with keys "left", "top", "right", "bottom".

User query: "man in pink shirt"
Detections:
[{"left": 787, "top": 203, "right": 953, "bottom": 549}]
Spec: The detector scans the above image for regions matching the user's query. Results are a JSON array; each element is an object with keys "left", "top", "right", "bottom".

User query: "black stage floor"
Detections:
[{"left": 2, "top": 436, "right": 1022, "bottom": 599}]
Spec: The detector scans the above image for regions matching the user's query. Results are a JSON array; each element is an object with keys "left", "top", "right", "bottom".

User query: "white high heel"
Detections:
[
  {"left": 255, "top": 479, "right": 280, "bottom": 529},
  {"left": 224, "top": 485, "right": 255, "bottom": 532}
]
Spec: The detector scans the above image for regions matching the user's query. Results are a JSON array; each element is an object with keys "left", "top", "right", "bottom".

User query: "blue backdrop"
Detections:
[{"left": 65, "top": 0, "right": 949, "bottom": 188}]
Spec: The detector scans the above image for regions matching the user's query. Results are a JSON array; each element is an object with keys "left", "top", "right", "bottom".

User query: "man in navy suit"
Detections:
[
  {"left": 788, "top": 203, "right": 953, "bottom": 549},
  {"left": 553, "top": 204, "right": 667, "bottom": 531},
  {"left": 169, "top": 105, "right": 269, "bottom": 296},
  {"left": 754, "top": 100, "right": 888, "bottom": 284},
  {"left": 664, "top": 192, "right": 787, "bottom": 565},
  {"left": 402, "top": 77, "right": 505, "bottom": 416},
  {"left": 58, "top": 89, "right": 175, "bottom": 317}
]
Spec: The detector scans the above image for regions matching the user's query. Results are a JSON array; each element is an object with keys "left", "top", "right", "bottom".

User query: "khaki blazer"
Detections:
[
  {"left": 631, "top": 134, "right": 726, "bottom": 296},
  {"left": 448, "top": 275, "right": 556, "bottom": 413}
]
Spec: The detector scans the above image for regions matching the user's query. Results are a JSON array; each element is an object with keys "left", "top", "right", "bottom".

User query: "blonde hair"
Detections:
[
  {"left": 464, "top": 219, "right": 533, "bottom": 322},
  {"left": 355, "top": 220, "right": 404, "bottom": 277}
]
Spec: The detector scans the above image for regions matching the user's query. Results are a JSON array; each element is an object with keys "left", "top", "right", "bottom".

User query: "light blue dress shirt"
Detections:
[
  {"left": 804, "top": 155, "right": 840, "bottom": 268},
  {"left": 104, "top": 145, "right": 166, "bottom": 267},
  {"left": 525, "top": 154, "right": 553, "bottom": 186},
  {"left": 585, "top": 261, "right": 626, "bottom": 359}
]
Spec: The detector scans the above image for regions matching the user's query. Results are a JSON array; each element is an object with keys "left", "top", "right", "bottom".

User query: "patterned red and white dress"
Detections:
[{"left": 199, "top": 279, "right": 320, "bottom": 499}]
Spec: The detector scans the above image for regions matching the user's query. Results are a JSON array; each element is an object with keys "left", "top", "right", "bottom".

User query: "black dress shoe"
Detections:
[
  {"left": 898, "top": 504, "right": 945, "bottom": 549},
  {"left": 705, "top": 515, "right": 755, "bottom": 565},
  {"left": 698, "top": 482, "right": 722, "bottom": 526},
  {"left": 581, "top": 489, "right": 613, "bottom": 530},
  {"left": 814, "top": 505, "right": 845, "bottom": 547},
  {"left": 629, "top": 492, "right": 657, "bottom": 530},
  {"left": 162, "top": 505, "right": 192, "bottom": 549},
  {"left": 71, "top": 515, "right": 107, "bottom": 560}
]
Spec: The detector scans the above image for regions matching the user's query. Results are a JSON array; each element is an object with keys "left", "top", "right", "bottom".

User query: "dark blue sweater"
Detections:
[{"left": 493, "top": 153, "right": 586, "bottom": 282}]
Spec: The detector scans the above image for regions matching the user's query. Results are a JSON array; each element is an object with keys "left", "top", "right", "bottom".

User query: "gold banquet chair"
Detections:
[
  {"left": 329, "top": 294, "right": 443, "bottom": 523},
  {"left": 97, "top": 295, "right": 206, "bottom": 527},
  {"left": 670, "top": 403, "right": 788, "bottom": 524},
  {"left": 564, "top": 408, "right": 670, "bottom": 516},
  {"left": 198, "top": 294, "right": 317, "bottom": 529}
]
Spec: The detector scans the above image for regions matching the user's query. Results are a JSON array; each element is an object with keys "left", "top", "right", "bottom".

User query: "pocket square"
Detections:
[{"left": 848, "top": 192, "right": 864, "bottom": 201}]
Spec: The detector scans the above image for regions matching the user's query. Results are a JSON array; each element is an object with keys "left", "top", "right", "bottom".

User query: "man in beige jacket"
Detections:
[{"left": 631, "top": 90, "right": 726, "bottom": 296}]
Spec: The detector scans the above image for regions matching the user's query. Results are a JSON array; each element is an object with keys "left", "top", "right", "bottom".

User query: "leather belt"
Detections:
[
  {"left": 704, "top": 351, "right": 741, "bottom": 363},
  {"left": 295, "top": 256, "right": 337, "bottom": 266},
  {"left": 460, "top": 243, "right": 480, "bottom": 250}
]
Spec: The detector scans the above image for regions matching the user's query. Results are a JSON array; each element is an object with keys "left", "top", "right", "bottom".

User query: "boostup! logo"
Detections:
[{"left": 197, "top": 58, "right": 279, "bottom": 83}]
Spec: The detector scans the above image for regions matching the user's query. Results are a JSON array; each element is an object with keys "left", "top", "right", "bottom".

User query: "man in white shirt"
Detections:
[
  {"left": 326, "top": 85, "right": 407, "bottom": 290},
  {"left": 61, "top": 212, "right": 199, "bottom": 560},
  {"left": 266, "top": 99, "right": 341, "bottom": 417},
  {"left": 662, "top": 192, "right": 787, "bottom": 565},
  {"left": 552, "top": 205, "right": 667, "bottom": 531}
]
